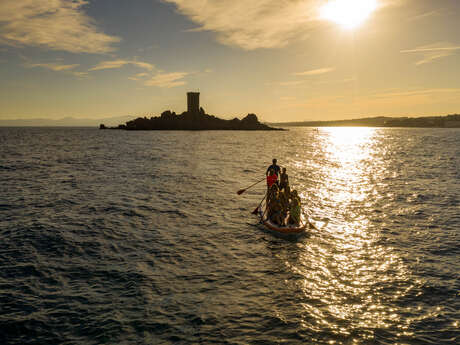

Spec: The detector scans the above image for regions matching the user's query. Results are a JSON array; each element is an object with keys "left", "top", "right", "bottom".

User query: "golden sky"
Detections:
[{"left": 0, "top": 0, "right": 459, "bottom": 122}]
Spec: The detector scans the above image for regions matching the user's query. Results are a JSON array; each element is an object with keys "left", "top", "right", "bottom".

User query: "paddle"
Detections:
[
  {"left": 237, "top": 177, "right": 265, "bottom": 195},
  {"left": 252, "top": 194, "right": 267, "bottom": 214},
  {"left": 307, "top": 219, "right": 318, "bottom": 230}
]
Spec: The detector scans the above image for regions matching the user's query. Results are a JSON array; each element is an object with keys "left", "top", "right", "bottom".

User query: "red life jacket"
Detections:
[{"left": 267, "top": 174, "right": 278, "bottom": 187}]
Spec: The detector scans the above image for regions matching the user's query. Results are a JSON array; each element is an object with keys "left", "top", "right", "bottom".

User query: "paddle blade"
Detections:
[
  {"left": 251, "top": 207, "right": 259, "bottom": 215},
  {"left": 308, "top": 221, "right": 318, "bottom": 230},
  {"left": 237, "top": 189, "right": 245, "bottom": 195}
]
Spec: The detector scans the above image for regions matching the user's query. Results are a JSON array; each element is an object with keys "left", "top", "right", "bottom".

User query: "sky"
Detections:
[{"left": 0, "top": 0, "right": 459, "bottom": 122}]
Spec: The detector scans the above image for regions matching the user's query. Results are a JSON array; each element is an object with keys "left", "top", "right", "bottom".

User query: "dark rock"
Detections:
[{"left": 114, "top": 109, "right": 281, "bottom": 131}]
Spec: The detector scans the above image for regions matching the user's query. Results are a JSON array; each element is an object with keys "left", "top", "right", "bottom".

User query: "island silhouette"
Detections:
[{"left": 100, "top": 92, "right": 280, "bottom": 131}]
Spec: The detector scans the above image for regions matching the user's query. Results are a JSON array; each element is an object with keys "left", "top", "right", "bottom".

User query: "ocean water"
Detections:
[{"left": 0, "top": 127, "right": 459, "bottom": 345}]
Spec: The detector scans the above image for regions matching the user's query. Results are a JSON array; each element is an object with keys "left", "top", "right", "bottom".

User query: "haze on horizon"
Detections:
[{"left": 0, "top": 0, "right": 459, "bottom": 123}]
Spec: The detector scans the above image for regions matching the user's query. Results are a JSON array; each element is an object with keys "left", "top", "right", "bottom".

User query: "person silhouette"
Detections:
[{"left": 266, "top": 158, "right": 280, "bottom": 177}]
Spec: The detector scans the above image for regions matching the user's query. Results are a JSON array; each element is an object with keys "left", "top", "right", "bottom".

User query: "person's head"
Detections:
[
  {"left": 272, "top": 158, "right": 277, "bottom": 165},
  {"left": 291, "top": 190, "right": 298, "bottom": 198},
  {"left": 285, "top": 186, "right": 290, "bottom": 196},
  {"left": 282, "top": 167, "right": 286, "bottom": 174}
]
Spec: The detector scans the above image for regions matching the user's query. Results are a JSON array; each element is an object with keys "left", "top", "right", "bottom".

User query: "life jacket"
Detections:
[{"left": 267, "top": 174, "right": 278, "bottom": 187}]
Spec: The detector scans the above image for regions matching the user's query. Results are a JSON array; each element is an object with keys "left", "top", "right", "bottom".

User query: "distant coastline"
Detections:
[
  {"left": 271, "top": 114, "right": 460, "bottom": 128},
  {"left": 0, "top": 115, "right": 135, "bottom": 127}
]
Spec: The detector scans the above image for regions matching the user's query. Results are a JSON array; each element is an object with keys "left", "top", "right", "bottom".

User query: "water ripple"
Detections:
[{"left": 0, "top": 127, "right": 458, "bottom": 344}]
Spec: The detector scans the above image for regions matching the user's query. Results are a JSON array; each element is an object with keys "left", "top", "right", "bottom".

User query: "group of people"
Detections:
[{"left": 264, "top": 159, "right": 302, "bottom": 227}]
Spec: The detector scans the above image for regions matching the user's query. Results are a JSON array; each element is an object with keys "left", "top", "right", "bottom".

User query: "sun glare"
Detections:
[{"left": 320, "top": 0, "right": 378, "bottom": 29}]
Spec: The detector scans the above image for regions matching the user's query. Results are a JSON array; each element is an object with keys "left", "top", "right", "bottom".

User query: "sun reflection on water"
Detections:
[{"left": 291, "top": 127, "right": 417, "bottom": 343}]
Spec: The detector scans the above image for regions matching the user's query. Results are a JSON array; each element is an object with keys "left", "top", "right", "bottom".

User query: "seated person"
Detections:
[
  {"left": 288, "top": 190, "right": 301, "bottom": 226},
  {"left": 279, "top": 189, "right": 290, "bottom": 225},
  {"left": 266, "top": 183, "right": 279, "bottom": 204},
  {"left": 267, "top": 191, "right": 283, "bottom": 226},
  {"left": 290, "top": 189, "right": 300, "bottom": 204}
]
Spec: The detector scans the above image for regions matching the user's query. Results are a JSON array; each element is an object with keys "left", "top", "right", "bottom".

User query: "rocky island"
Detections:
[{"left": 100, "top": 92, "right": 280, "bottom": 131}]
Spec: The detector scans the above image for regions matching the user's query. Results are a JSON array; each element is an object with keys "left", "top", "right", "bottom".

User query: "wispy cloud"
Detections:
[
  {"left": 317, "top": 77, "right": 357, "bottom": 85},
  {"left": 278, "top": 88, "right": 460, "bottom": 116},
  {"left": 165, "top": 0, "right": 396, "bottom": 50},
  {"left": 26, "top": 62, "right": 80, "bottom": 72},
  {"left": 71, "top": 71, "right": 89, "bottom": 79},
  {"left": 278, "top": 80, "right": 305, "bottom": 87},
  {"left": 0, "top": 0, "right": 119, "bottom": 53},
  {"left": 144, "top": 72, "right": 189, "bottom": 88},
  {"left": 294, "top": 67, "right": 335, "bottom": 76},
  {"left": 401, "top": 42, "right": 460, "bottom": 65},
  {"left": 370, "top": 88, "right": 460, "bottom": 99},
  {"left": 348, "top": 88, "right": 460, "bottom": 114},
  {"left": 408, "top": 9, "right": 444, "bottom": 22},
  {"left": 89, "top": 60, "right": 155, "bottom": 71},
  {"left": 128, "top": 72, "right": 149, "bottom": 81},
  {"left": 165, "top": 0, "right": 320, "bottom": 50}
]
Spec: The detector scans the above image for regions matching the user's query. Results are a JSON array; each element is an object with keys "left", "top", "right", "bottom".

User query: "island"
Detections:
[
  {"left": 271, "top": 114, "right": 460, "bottom": 128},
  {"left": 100, "top": 92, "right": 281, "bottom": 131}
]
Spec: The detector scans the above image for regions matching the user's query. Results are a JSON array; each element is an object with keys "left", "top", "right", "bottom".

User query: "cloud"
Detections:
[
  {"left": 344, "top": 88, "right": 460, "bottom": 112},
  {"left": 26, "top": 62, "right": 80, "bottom": 71},
  {"left": 278, "top": 80, "right": 305, "bottom": 87},
  {"left": 401, "top": 42, "right": 460, "bottom": 65},
  {"left": 71, "top": 71, "right": 89, "bottom": 79},
  {"left": 165, "top": 0, "right": 396, "bottom": 50},
  {"left": 89, "top": 60, "right": 155, "bottom": 71},
  {"left": 294, "top": 67, "right": 335, "bottom": 76},
  {"left": 0, "top": 0, "right": 119, "bottom": 53},
  {"left": 128, "top": 72, "right": 150, "bottom": 81},
  {"left": 408, "top": 9, "right": 444, "bottom": 22},
  {"left": 279, "top": 88, "right": 460, "bottom": 117},
  {"left": 317, "top": 77, "right": 357, "bottom": 85},
  {"left": 370, "top": 88, "right": 460, "bottom": 99},
  {"left": 164, "top": 0, "right": 321, "bottom": 50},
  {"left": 144, "top": 72, "right": 189, "bottom": 88}
]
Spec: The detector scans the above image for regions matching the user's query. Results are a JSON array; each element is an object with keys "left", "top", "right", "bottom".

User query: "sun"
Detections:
[{"left": 320, "top": 0, "right": 378, "bottom": 30}]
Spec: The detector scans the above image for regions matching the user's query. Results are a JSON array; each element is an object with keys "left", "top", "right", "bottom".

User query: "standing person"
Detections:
[
  {"left": 279, "top": 167, "right": 289, "bottom": 192},
  {"left": 266, "top": 158, "right": 281, "bottom": 178}
]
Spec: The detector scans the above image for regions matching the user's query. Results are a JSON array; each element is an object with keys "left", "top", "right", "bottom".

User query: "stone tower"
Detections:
[{"left": 187, "top": 92, "right": 200, "bottom": 113}]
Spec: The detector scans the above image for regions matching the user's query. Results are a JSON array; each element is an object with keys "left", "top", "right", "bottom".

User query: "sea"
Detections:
[{"left": 0, "top": 127, "right": 459, "bottom": 345}]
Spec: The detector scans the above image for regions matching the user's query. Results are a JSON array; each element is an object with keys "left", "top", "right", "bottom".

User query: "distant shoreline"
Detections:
[{"left": 270, "top": 114, "right": 460, "bottom": 128}]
